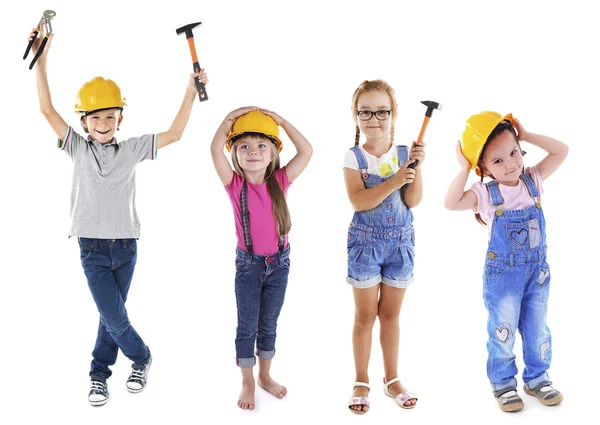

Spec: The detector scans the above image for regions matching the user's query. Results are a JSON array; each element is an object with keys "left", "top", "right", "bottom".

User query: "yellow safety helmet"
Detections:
[
  {"left": 461, "top": 111, "right": 515, "bottom": 175},
  {"left": 75, "top": 77, "right": 127, "bottom": 115},
  {"left": 225, "top": 110, "right": 283, "bottom": 152}
]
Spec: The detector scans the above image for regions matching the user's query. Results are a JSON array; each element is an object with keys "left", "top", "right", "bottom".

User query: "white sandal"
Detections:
[
  {"left": 348, "top": 382, "right": 370, "bottom": 414},
  {"left": 383, "top": 377, "right": 417, "bottom": 409}
]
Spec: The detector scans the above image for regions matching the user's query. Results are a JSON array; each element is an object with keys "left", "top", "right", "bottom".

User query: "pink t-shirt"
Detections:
[
  {"left": 225, "top": 168, "right": 291, "bottom": 255},
  {"left": 470, "top": 167, "right": 544, "bottom": 240}
]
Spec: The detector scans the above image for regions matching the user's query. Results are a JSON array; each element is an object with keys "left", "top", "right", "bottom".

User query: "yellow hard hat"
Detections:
[
  {"left": 75, "top": 77, "right": 127, "bottom": 114},
  {"left": 461, "top": 111, "right": 515, "bottom": 175},
  {"left": 225, "top": 110, "right": 283, "bottom": 152}
]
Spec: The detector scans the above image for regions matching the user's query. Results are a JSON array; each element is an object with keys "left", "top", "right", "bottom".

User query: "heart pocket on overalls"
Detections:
[{"left": 511, "top": 229, "right": 528, "bottom": 245}]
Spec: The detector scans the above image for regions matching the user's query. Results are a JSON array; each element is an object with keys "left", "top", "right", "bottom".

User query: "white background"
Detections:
[{"left": 1, "top": 0, "right": 598, "bottom": 424}]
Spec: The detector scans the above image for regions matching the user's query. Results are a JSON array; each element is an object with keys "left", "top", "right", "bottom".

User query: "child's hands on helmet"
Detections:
[
  {"left": 409, "top": 141, "right": 425, "bottom": 168},
  {"left": 27, "top": 27, "right": 53, "bottom": 63},
  {"left": 220, "top": 106, "right": 260, "bottom": 134},
  {"left": 456, "top": 140, "right": 471, "bottom": 171},
  {"left": 512, "top": 117, "right": 528, "bottom": 141},
  {"left": 390, "top": 159, "right": 417, "bottom": 189},
  {"left": 227, "top": 106, "right": 259, "bottom": 122},
  {"left": 259, "top": 108, "right": 286, "bottom": 126}
]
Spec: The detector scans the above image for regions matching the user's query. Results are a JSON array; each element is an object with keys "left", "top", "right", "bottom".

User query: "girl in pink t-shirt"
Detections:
[
  {"left": 211, "top": 107, "right": 312, "bottom": 411},
  {"left": 444, "top": 112, "right": 568, "bottom": 412}
]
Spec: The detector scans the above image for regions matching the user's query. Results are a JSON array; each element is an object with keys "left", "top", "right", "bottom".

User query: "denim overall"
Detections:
[
  {"left": 482, "top": 172, "right": 552, "bottom": 391},
  {"left": 234, "top": 180, "right": 290, "bottom": 368},
  {"left": 346, "top": 146, "right": 415, "bottom": 288}
]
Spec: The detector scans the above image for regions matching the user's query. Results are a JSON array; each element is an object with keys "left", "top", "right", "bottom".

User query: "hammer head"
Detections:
[
  {"left": 176, "top": 22, "right": 202, "bottom": 38},
  {"left": 421, "top": 100, "right": 442, "bottom": 117}
]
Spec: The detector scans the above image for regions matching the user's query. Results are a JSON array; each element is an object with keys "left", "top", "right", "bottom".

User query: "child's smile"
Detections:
[
  {"left": 237, "top": 139, "right": 273, "bottom": 172},
  {"left": 83, "top": 108, "right": 122, "bottom": 144},
  {"left": 481, "top": 132, "right": 524, "bottom": 186}
]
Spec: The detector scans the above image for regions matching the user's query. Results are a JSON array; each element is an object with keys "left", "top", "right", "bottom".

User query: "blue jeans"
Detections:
[
  {"left": 79, "top": 238, "right": 151, "bottom": 382},
  {"left": 234, "top": 246, "right": 290, "bottom": 368},
  {"left": 483, "top": 247, "right": 552, "bottom": 391}
]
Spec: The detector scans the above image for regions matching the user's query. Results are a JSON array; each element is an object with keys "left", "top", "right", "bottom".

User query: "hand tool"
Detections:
[
  {"left": 407, "top": 100, "right": 442, "bottom": 169},
  {"left": 176, "top": 22, "right": 208, "bottom": 102},
  {"left": 24, "top": 10, "right": 56, "bottom": 70}
]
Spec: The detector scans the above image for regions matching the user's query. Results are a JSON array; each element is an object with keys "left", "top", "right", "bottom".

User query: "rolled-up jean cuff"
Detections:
[
  {"left": 346, "top": 274, "right": 381, "bottom": 288},
  {"left": 90, "top": 374, "right": 108, "bottom": 383},
  {"left": 490, "top": 377, "right": 518, "bottom": 392},
  {"left": 236, "top": 356, "right": 256, "bottom": 368},
  {"left": 381, "top": 276, "right": 413, "bottom": 288},
  {"left": 525, "top": 372, "right": 550, "bottom": 389},
  {"left": 256, "top": 349, "right": 275, "bottom": 360}
]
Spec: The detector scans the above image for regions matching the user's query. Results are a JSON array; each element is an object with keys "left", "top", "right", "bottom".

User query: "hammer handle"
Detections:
[
  {"left": 417, "top": 116, "right": 430, "bottom": 144},
  {"left": 187, "top": 38, "right": 198, "bottom": 62},
  {"left": 192, "top": 62, "right": 208, "bottom": 102},
  {"left": 407, "top": 116, "right": 430, "bottom": 169},
  {"left": 185, "top": 36, "right": 208, "bottom": 102}
]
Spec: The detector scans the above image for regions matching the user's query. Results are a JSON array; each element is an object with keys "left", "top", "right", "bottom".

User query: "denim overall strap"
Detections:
[
  {"left": 485, "top": 181, "right": 504, "bottom": 207},
  {"left": 397, "top": 145, "right": 409, "bottom": 166},
  {"left": 520, "top": 172, "right": 541, "bottom": 205},
  {"left": 351, "top": 147, "right": 369, "bottom": 183},
  {"left": 240, "top": 180, "right": 285, "bottom": 255}
]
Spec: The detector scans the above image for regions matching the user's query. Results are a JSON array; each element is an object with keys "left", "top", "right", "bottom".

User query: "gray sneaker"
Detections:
[
  {"left": 126, "top": 356, "right": 152, "bottom": 393},
  {"left": 89, "top": 380, "right": 110, "bottom": 406}
]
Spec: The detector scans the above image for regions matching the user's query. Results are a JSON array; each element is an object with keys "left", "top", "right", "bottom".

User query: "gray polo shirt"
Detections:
[{"left": 58, "top": 126, "right": 157, "bottom": 239}]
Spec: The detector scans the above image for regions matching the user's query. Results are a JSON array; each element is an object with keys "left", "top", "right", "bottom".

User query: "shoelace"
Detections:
[
  {"left": 91, "top": 381, "right": 107, "bottom": 393},
  {"left": 130, "top": 368, "right": 145, "bottom": 381}
]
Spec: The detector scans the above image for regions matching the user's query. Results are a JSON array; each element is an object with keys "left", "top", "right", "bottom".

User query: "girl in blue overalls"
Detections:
[
  {"left": 344, "top": 80, "right": 424, "bottom": 414},
  {"left": 444, "top": 112, "right": 568, "bottom": 412}
]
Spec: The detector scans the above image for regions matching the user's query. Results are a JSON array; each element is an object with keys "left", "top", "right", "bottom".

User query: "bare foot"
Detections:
[
  {"left": 349, "top": 385, "right": 370, "bottom": 413},
  {"left": 387, "top": 380, "right": 416, "bottom": 407},
  {"left": 238, "top": 379, "right": 255, "bottom": 410},
  {"left": 258, "top": 375, "right": 287, "bottom": 399}
]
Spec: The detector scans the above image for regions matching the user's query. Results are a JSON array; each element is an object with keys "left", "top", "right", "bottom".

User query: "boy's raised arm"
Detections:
[{"left": 31, "top": 29, "right": 68, "bottom": 140}]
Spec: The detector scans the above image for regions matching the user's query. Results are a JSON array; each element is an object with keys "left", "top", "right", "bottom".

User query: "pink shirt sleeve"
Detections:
[
  {"left": 469, "top": 181, "right": 493, "bottom": 224},
  {"left": 224, "top": 171, "right": 243, "bottom": 195},
  {"left": 276, "top": 167, "right": 291, "bottom": 194}
]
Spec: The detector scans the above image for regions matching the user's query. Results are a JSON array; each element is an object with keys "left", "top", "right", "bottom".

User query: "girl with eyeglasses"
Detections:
[{"left": 344, "top": 80, "right": 424, "bottom": 413}]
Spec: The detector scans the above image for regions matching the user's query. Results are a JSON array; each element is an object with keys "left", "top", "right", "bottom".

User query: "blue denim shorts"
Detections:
[{"left": 346, "top": 223, "right": 415, "bottom": 289}]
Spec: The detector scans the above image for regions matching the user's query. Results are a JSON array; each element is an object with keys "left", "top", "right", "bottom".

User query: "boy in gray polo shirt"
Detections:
[{"left": 29, "top": 28, "right": 208, "bottom": 406}]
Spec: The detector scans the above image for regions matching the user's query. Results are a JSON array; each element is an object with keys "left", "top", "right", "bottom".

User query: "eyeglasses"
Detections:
[{"left": 357, "top": 110, "right": 391, "bottom": 121}]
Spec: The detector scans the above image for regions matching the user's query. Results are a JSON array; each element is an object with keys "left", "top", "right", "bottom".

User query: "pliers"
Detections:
[{"left": 23, "top": 10, "right": 56, "bottom": 70}]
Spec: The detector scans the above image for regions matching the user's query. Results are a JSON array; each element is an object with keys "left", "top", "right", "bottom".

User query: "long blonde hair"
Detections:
[
  {"left": 351, "top": 79, "right": 398, "bottom": 147},
  {"left": 230, "top": 133, "right": 292, "bottom": 236}
]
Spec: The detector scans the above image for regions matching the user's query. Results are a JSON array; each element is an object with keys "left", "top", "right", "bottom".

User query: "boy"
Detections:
[{"left": 29, "top": 27, "right": 208, "bottom": 406}]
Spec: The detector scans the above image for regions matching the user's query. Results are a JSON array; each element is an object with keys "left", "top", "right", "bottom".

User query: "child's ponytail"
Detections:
[{"left": 266, "top": 165, "right": 292, "bottom": 236}]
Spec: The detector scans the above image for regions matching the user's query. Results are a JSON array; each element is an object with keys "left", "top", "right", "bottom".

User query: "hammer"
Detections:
[
  {"left": 176, "top": 22, "right": 208, "bottom": 102},
  {"left": 407, "top": 100, "right": 442, "bottom": 169}
]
